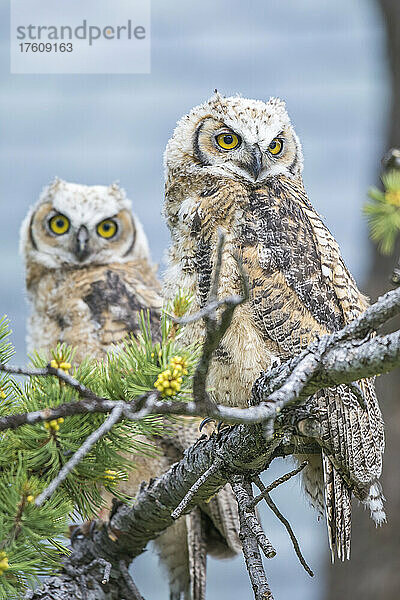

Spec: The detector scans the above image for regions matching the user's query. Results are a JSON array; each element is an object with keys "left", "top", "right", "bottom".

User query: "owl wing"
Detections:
[{"left": 242, "top": 180, "right": 384, "bottom": 559}]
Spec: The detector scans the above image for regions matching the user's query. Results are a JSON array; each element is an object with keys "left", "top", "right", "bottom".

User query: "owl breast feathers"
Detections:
[{"left": 163, "top": 93, "right": 385, "bottom": 561}]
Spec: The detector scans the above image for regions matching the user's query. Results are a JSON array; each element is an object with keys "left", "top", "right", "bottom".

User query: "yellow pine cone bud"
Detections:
[
  {"left": 0, "top": 552, "right": 9, "bottom": 576},
  {"left": 44, "top": 419, "right": 61, "bottom": 432},
  {"left": 0, "top": 389, "right": 6, "bottom": 400},
  {"left": 104, "top": 469, "right": 118, "bottom": 484},
  {"left": 154, "top": 356, "right": 188, "bottom": 398},
  {"left": 50, "top": 359, "right": 71, "bottom": 373},
  {"left": 26, "top": 495, "right": 35, "bottom": 503},
  {"left": 385, "top": 189, "right": 400, "bottom": 207}
]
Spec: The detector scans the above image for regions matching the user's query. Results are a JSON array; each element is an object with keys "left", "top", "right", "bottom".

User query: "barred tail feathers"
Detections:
[{"left": 322, "top": 453, "right": 352, "bottom": 562}]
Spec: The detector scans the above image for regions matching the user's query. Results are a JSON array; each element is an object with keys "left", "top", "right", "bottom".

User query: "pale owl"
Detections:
[
  {"left": 163, "top": 93, "right": 385, "bottom": 561},
  {"left": 21, "top": 178, "right": 240, "bottom": 599}
]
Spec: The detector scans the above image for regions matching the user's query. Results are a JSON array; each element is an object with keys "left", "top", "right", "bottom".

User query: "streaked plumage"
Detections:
[
  {"left": 163, "top": 93, "right": 385, "bottom": 561},
  {"left": 21, "top": 178, "right": 240, "bottom": 599}
]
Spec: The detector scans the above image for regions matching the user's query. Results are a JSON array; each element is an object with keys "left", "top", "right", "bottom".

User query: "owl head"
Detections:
[
  {"left": 20, "top": 179, "right": 151, "bottom": 270},
  {"left": 164, "top": 92, "right": 303, "bottom": 183}
]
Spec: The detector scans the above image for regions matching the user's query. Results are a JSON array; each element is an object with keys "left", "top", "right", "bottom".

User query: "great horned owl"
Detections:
[
  {"left": 163, "top": 93, "right": 385, "bottom": 561},
  {"left": 21, "top": 178, "right": 240, "bottom": 599}
]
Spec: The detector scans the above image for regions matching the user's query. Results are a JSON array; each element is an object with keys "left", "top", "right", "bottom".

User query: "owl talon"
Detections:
[
  {"left": 217, "top": 421, "right": 232, "bottom": 434},
  {"left": 199, "top": 417, "right": 216, "bottom": 432}
]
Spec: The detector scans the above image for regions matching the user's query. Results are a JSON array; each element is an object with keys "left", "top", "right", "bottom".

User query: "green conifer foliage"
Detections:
[
  {"left": 0, "top": 293, "right": 198, "bottom": 598},
  {"left": 364, "top": 170, "right": 400, "bottom": 254}
]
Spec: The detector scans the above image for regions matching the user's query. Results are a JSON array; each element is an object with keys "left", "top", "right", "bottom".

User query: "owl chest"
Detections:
[
  {"left": 29, "top": 269, "right": 143, "bottom": 359},
  {"left": 166, "top": 232, "right": 276, "bottom": 408}
]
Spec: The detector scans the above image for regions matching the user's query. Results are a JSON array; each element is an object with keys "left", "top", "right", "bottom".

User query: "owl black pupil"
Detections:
[
  {"left": 224, "top": 135, "right": 233, "bottom": 144},
  {"left": 270, "top": 141, "right": 277, "bottom": 149},
  {"left": 56, "top": 219, "right": 64, "bottom": 228},
  {"left": 103, "top": 223, "right": 110, "bottom": 231}
]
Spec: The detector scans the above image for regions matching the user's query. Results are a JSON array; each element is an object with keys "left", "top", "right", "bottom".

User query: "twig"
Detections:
[
  {"left": 0, "top": 362, "right": 106, "bottom": 401},
  {"left": 100, "top": 560, "right": 111, "bottom": 585},
  {"left": 253, "top": 475, "right": 314, "bottom": 577},
  {"left": 231, "top": 478, "right": 276, "bottom": 559},
  {"left": 80, "top": 557, "right": 112, "bottom": 584},
  {"left": 171, "top": 459, "right": 222, "bottom": 519},
  {"left": 251, "top": 462, "right": 308, "bottom": 507},
  {"left": 35, "top": 403, "right": 125, "bottom": 505},
  {"left": 173, "top": 296, "right": 244, "bottom": 325},
  {"left": 0, "top": 397, "right": 117, "bottom": 432},
  {"left": 0, "top": 390, "right": 159, "bottom": 433},
  {"left": 232, "top": 477, "right": 274, "bottom": 600}
]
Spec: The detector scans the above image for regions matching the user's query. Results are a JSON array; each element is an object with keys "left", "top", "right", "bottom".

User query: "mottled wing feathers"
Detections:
[
  {"left": 239, "top": 176, "right": 384, "bottom": 559},
  {"left": 323, "top": 453, "right": 351, "bottom": 561},
  {"left": 244, "top": 180, "right": 345, "bottom": 339},
  {"left": 187, "top": 508, "right": 207, "bottom": 600},
  {"left": 200, "top": 484, "right": 241, "bottom": 557}
]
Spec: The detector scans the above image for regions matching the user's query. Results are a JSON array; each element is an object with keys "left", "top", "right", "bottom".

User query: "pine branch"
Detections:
[
  {"left": 0, "top": 363, "right": 106, "bottom": 400},
  {"left": 35, "top": 403, "right": 125, "bottom": 506}
]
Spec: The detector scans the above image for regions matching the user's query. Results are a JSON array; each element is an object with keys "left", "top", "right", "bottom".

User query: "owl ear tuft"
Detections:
[
  {"left": 108, "top": 181, "right": 128, "bottom": 204},
  {"left": 46, "top": 176, "right": 65, "bottom": 197},
  {"left": 209, "top": 90, "right": 227, "bottom": 113},
  {"left": 267, "top": 97, "right": 286, "bottom": 111},
  {"left": 108, "top": 181, "right": 121, "bottom": 196},
  {"left": 210, "top": 89, "right": 225, "bottom": 102}
]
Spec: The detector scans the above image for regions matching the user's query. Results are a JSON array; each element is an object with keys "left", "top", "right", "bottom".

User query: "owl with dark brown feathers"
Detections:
[
  {"left": 163, "top": 93, "right": 385, "bottom": 562},
  {"left": 21, "top": 178, "right": 240, "bottom": 600}
]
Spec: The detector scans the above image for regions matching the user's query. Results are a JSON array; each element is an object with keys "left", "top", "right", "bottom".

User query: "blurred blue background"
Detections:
[{"left": 0, "top": 1, "right": 390, "bottom": 598}]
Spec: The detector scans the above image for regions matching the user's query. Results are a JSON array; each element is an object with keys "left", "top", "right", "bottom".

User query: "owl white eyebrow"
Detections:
[
  {"left": 272, "top": 131, "right": 284, "bottom": 141},
  {"left": 97, "top": 213, "right": 118, "bottom": 223}
]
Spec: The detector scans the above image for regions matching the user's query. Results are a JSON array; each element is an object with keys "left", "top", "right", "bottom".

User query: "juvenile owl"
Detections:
[
  {"left": 163, "top": 93, "right": 385, "bottom": 561},
  {"left": 21, "top": 178, "right": 240, "bottom": 599}
]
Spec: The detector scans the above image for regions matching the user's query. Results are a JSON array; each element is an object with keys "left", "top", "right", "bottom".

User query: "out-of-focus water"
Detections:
[{"left": 0, "top": 1, "right": 389, "bottom": 598}]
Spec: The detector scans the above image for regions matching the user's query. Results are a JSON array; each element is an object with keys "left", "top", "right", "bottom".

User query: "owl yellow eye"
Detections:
[
  {"left": 97, "top": 219, "right": 118, "bottom": 239},
  {"left": 268, "top": 138, "right": 283, "bottom": 156},
  {"left": 215, "top": 132, "right": 241, "bottom": 150},
  {"left": 49, "top": 214, "right": 70, "bottom": 235}
]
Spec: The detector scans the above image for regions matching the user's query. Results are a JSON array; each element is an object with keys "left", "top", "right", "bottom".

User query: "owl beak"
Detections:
[
  {"left": 75, "top": 225, "right": 90, "bottom": 261},
  {"left": 248, "top": 144, "right": 263, "bottom": 181}
]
